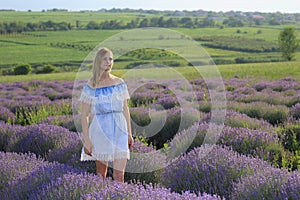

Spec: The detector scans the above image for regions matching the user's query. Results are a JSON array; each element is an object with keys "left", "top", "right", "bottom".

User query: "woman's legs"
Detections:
[
  {"left": 113, "top": 158, "right": 127, "bottom": 183},
  {"left": 96, "top": 160, "right": 108, "bottom": 180}
]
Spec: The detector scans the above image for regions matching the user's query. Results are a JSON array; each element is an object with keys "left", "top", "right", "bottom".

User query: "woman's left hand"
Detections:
[{"left": 128, "top": 135, "right": 134, "bottom": 150}]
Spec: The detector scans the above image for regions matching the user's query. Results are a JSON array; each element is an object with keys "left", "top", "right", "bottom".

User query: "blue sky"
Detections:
[{"left": 1, "top": 0, "right": 300, "bottom": 13}]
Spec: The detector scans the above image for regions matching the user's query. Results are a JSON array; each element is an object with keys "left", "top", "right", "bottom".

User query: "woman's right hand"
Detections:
[{"left": 84, "top": 139, "right": 93, "bottom": 156}]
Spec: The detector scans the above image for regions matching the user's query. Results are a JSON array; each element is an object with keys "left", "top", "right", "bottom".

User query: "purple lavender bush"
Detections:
[
  {"left": 0, "top": 151, "right": 82, "bottom": 199},
  {"left": 277, "top": 120, "right": 300, "bottom": 155},
  {"left": 0, "top": 106, "right": 16, "bottom": 123},
  {"left": 6, "top": 123, "right": 79, "bottom": 158},
  {"left": 231, "top": 167, "right": 300, "bottom": 200},
  {"left": 15, "top": 99, "right": 72, "bottom": 125},
  {"left": 0, "top": 121, "right": 24, "bottom": 151},
  {"left": 39, "top": 115, "right": 76, "bottom": 131},
  {"left": 290, "top": 103, "right": 300, "bottom": 120},
  {"left": 44, "top": 129, "right": 97, "bottom": 173},
  {"left": 203, "top": 110, "right": 274, "bottom": 131},
  {"left": 125, "top": 143, "right": 166, "bottom": 184},
  {"left": 155, "top": 94, "right": 179, "bottom": 109},
  {"left": 0, "top": 151, "right": 45, "bottom": 191},
  {"left": 29, "top": 173, "right": 105, "bottom": 200},
  {"left": 83, "top": 180, "right": 222, "bottom": 200},
  {"left": 228, "top": 101, "right": 289, "bottom": 125},
  {"left": 269, "top": 77, "right": 300, "bottom": 92},
  {"left": 168, "top": 122, "right": 280, "bottom": 162},
  {"left": 130, "top": 107, "right": 200, "bottom": 149},
  {"left": 4, "top": 161, "right": 81, "bottom": 200},
  {"left": 148, "top": 107, "right": 200, "bottom": 148},
  {"left": 162, "top": 144, "right": 271, "bottom": 199}
]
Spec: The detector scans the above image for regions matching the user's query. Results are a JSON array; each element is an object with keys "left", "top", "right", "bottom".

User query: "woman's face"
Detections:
[{"left": 100, "top": 52, "right": 113, "bottom": 72}]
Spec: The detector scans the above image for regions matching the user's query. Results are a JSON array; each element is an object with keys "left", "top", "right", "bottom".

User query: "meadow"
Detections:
[{"left": 0, "top": 10, "right": 300, "bottom": 200}]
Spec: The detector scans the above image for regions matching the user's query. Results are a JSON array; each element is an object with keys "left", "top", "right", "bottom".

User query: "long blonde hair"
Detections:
[{"left": 89, "top": 47, "right": 113, "bottom": 87}]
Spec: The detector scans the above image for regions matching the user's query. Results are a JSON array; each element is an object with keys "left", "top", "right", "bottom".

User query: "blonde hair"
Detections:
[{"left": 89, "top": 47, "right": 113, "bottom": 87}]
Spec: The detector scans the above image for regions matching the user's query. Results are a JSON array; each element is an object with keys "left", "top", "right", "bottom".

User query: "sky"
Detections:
[{"left": 1, "top": 0, "right": 300, "bottom": 13}]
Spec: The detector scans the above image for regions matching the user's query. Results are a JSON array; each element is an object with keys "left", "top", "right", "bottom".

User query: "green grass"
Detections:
[
  {"left": 0, "top": 11, "right": 152, "bottom": 26},
  {"left": 1, "top": 11, "right": 300, "bottom": 79},
  {"left": 1, "top": 61, "right": 299, "bottom": 83},
  {"left": 1, "top": 26, "right": 299, "bottom": 68}
]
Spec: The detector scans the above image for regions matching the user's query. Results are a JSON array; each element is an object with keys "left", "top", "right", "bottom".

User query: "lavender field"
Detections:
[{"left": 0, "top": 77, "right": 300, "bottom": 199}]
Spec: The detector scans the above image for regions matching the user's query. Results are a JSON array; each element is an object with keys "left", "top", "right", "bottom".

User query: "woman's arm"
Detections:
[
  {"left": 81, "top": 102, "right": 92, "bottom": 155},
  {"left": 123, "top": 100, "right": 133, "bottom": 149}
]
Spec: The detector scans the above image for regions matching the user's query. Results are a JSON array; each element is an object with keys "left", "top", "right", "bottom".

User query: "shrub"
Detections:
[
  {"left": 0, "top": 151, "right": 45, "bottom": 191},
  {"left": 162, "top": 144, "right": 271, "bottom": 199},
  {"left": 13, "top": 63, "right": 32, "bottom": 75},
  {"left": 36, "top": 64, "right": 56, "bottom": 74},
  {"left": 125, "top": 140, "right": 166, "bottom": 184},
  {"left": 278, "top": 121, "right": 300, "bottom": 153},
  {"left": 42, "top": 127, "right": 95, "bottom": 173},
  {"left": 290, "top": 103, "right": 300, "bottom": 120},
  {"left": 0, "top": 106, "right": 16, "bottom": 123},
  {"left": 83, "top": 180, "right": 221, "bottom": 200},
  {"left": 29, "top": 173, "right": 105, "bottom": 200},
  {"left": 6, "top": 124, "right": 78, "bottom": 158},
  {"left": 0, "top": 151, "right": 82, "bottom": 199},
  {"left": 148, "top": 107, "right": 200, "bottom": 148},
  {"left": 169, "top": 122, "right": 280, "bottom": 163},
  {"left": 39, "top": 115, "right": 76, "bottom": 131},
  {"left": 3, "top": 161, "right": 81, "bottom": 200},
  {"left": 228, "top": 101, "right": 289, "bottom": 125},
  {"left": 15, "top": 100, "right": 72, "bottom": 125},
  {"left": 223, "top": 110, "right": 273, "bottom": 131},
  {"left": 0, "top": 121, "right": 24, "bottom": 151},
  {"left": 231, "top": 167, "right": 300, "bottom": 200}
]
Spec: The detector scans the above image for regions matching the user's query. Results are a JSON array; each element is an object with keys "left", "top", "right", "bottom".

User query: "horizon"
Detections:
[{"left": 1, "top": 0, "right": 300, "bottom": 14}]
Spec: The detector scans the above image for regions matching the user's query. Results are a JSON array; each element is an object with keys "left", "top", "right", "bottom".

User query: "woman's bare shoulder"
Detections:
[
  {"left": 86, "top": 80, "right": 95, "bottom": 89},
  {"left": 111, "top": 75, "right": 124, "bottom": 84}
]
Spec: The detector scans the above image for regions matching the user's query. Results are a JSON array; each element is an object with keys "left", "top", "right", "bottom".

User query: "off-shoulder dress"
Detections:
[{"left": 79, "top": 81, "right": 130, "bottom": 162}]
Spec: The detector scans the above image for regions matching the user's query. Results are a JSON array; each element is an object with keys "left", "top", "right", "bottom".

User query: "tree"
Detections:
[
  {"left": 278, "top": 27, "right": 299, "bottom": 61},
  {"left": 13, "top": 63, "right": 32, "bottom": 75}
]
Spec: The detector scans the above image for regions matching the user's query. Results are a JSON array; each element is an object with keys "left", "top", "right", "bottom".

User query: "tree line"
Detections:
[
  {"left": 0, "top": 21, "right": 72, "bottom": 33},
  {"left": 0, "top": 17, "right": 218, "bottom": 34}
]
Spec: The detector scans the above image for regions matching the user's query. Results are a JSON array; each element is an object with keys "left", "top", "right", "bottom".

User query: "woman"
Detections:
[{"left": 79, "top": 47, "right": 134, "bottom": 182}]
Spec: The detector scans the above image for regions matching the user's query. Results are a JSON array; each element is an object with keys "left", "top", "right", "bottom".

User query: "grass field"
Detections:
[
  {"left": 1, "top": 61, "right": 299, "bottom": 83},
  {"left": 0, "top": 11, "right": 299, "bottom": 76},
  {"left": 1, "top": 28, "right": 298, "bottom": 68},
  {"left": 0, "top": 11, "right": 152, "bottom": 26}
]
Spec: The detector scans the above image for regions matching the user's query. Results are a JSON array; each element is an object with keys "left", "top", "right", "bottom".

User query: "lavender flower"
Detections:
[
  {"left": 83, "top": 179, "right": 222, "bottom": 200},
  {"left": 162, "top": 144, "right": 271, "bottom": 199},
  {"left": 290, "top": 103, "right": 300, "bottom": 120},
  {"left": 228, "top": 101, "right": 289, "bottom": 125},
  {"left": 3, "top": 160, "right": 81, "bottom": 200},
  {"left": 231, "top": 167, "right": 300, "bottom": 200},
  {"left": 168, "top": 122, "right": 279, "bottom": 163},
  {"left": 6, "top": 123, "right": 79, "bottom": 158},
  {"left": 0, "top": 151, "right": 45, "bottom": 191},
  {"left": 30, "top": 173, "right": 105, "bottom": 200},
  {"left": 0, "top": 106, "right": 16, "bottom": 123}
]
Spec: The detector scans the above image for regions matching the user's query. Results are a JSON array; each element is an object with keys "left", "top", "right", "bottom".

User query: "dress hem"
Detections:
[{"left": 80, "top": 151, "right": 130, "bottom": 162}]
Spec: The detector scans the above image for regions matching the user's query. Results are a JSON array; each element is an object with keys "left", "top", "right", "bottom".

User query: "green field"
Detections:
[
  {"left": 0, "top": 11, "right": 299, "bottom": 77},
  {"left": 1, "top": 28, "right": 298, "bottom": 66},
  {"left": 0, "top": 11, "right": 151, "bottom": 26},
  {"left": 1, "top": 61, "right": 299, "bottom": 83}
]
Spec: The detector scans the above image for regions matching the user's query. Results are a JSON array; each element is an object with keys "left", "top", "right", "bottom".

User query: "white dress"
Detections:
[{"left": 79, "top": 81, "right": 130, "bottom": 162}]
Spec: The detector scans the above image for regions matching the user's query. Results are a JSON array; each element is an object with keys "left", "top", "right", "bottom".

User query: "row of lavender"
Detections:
[
  {"left": 1, "top": 122, "right": 299, "bottom": 199},
  {"left": 0, "top": 151, "right": 218, "bottom": 200},
  {"left": 0, "top": 78, "right": 299, "bottom": 124},
  {"left": 0, "top": 77, "right": 300, "bottom": 199}
]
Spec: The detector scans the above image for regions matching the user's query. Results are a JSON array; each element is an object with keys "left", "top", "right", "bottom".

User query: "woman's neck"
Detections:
[{"left": 99, "top": 72, "right": 111, "bottom": 80}]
